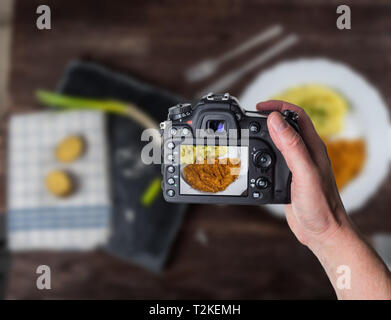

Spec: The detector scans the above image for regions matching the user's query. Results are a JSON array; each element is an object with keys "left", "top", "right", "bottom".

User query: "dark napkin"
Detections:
[{"left": 57, "top": 60, "right": 187, "bottom": 271}]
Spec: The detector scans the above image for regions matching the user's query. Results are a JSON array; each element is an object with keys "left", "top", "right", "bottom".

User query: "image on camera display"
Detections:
[{"left": 179, "top": 145, "right": 249, "bottom": 196}]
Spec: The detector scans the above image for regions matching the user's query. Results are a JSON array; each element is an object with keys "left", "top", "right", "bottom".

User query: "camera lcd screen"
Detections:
[{"left": 179, "top": 145, "right": 248, "bottom": 196}]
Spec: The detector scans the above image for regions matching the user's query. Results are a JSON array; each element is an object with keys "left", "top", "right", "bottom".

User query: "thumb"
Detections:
[{"left": 267, "top": 112, "right": 315, "bottom": 177}]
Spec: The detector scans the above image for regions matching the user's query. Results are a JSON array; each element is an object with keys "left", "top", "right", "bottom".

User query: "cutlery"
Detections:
[{"left": 185, "top": 24, "right": 283, "bottom": 83}]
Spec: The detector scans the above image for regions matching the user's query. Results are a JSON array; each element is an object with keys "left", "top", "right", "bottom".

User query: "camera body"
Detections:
[{"left": 160, "top": 93, "right": 299, "bottom": 205}]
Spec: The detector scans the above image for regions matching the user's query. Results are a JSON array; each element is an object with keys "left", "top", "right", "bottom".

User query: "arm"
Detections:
[{"left": 257, "top": 100, "right": 391, "bottom": 300}]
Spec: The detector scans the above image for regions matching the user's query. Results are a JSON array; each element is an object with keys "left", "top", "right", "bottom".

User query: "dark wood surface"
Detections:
[{"left": 2, "top": 0, "right": 391, "bottom": 299}]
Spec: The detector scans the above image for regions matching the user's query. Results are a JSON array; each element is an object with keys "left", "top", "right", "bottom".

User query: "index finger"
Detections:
[{"left": 256, "top": 100, "right": 328, "bottom": 167}]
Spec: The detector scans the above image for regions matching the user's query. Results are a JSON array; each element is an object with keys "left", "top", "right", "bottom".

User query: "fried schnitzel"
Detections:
[{"left": 183, "top": 158, "right": 241, "bottom": 193}]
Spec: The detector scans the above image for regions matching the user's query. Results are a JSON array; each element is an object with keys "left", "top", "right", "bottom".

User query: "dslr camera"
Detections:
[{"left": 160, "top": 93, "right": 299, "bottom": 205}]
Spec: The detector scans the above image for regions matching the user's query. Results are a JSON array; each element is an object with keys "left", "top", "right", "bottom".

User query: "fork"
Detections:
[{"left": 185, "top": 24, "right": 283, "bottom": 83}]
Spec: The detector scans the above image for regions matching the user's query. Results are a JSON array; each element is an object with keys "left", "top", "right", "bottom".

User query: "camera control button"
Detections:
[
  {"left": 249, "top": 122, "right": 260, "bottom": 134},
  {"left": 167, "top": 189, "right": 175, "bottom": 197},
  {"left": 253, "top": 151, "right": 272, "bottom": 168},
  {"left": 256, "top": 177, "right": 269, "bottom": 189},
  {"left": 282, "top": 110, "right": 299, "bottom": 122},
  {"left": 250, "top": 178, "right": 256, "bottom": 183},
  {"left": 250, "top": 183, "right": 255, "bottom": 188},
  {"left": 167, "top": 154, "right": 175, "bottom": 162},
  {"left": 182, "top": 127, "right": 190, "bottom": 135},
  {"left": 168, "top": 104, "right": 192, "bottom": 120},
  {"left": 167, "top": 142, "right": 175, "bottom": 150},
  {"left": 167, "top": 165, "right": 175, "bottom": 173},
  {"left": 252, "top": 191, "right": 262, "bottom": 199},
  {"left": 170, "top": 128, "right": 178, "bottom": 135},
  {"left": 167, "top": 178, "right": 175, "bottom": 185}
]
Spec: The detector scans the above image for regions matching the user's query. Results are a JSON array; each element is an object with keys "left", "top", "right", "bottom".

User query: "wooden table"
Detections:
[{"left": 2, "top": 0, "right": 391, "bottom": 299}]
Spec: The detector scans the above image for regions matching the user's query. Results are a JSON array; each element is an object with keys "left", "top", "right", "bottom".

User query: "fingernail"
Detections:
[{"left": 270, "top": 112, "right": 288, "bottom": 132}]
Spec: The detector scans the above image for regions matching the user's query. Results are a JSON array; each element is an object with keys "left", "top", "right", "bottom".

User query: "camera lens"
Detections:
[
  {"left": 207, "top": 120, "right": 225, "bottom": 133},
  {"left": 253, "top": 151, "right": 272, "bottom": 168}
]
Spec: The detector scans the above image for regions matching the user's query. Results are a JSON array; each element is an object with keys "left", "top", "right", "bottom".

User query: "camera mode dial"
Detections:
[{"left": 168, "top": 103, "right": 192, "bottom": 120}]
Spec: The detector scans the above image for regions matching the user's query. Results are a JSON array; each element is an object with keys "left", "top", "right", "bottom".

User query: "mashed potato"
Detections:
[{"left": 273, "top": 84, "right": 348, "bottom": 137}]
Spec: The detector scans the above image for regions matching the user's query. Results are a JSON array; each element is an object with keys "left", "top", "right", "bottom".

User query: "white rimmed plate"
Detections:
[{"left": 240, "top": 58, "right": 391, "bottom": 217}]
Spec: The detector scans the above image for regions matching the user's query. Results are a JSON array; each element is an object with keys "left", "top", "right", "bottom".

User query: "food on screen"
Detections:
[{"left": 183, "top": 158, "right": 241, "bottom": 193}]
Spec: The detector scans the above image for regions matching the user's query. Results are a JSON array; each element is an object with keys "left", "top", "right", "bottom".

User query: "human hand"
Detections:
[
  {"left": 257, "top": 100, "right": 391, "bottom": 299},
  {"left": 257, "top": 100, "right": 351, "bottom": 248}
]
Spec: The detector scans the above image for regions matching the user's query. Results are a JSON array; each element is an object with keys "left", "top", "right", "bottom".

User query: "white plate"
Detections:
[{"left": 240, "top": 58, "right": 391, "bottom": 217}]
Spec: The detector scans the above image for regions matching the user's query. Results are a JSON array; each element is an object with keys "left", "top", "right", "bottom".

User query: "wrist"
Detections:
[{"left": 307, "top": 211, "right": 354, "bottom": 256}]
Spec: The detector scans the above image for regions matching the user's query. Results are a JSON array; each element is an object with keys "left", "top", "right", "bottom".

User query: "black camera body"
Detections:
[{"left": 160, "top": 93, "right": 299, "bottom": 205}]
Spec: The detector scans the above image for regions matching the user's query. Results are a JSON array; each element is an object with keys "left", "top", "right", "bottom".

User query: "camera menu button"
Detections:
[
  {"left": 167, "top": 165, "right": 175, "bottom": 173},
  {"left": 167, "top": 178, "right": 175, "bottom": 185}
]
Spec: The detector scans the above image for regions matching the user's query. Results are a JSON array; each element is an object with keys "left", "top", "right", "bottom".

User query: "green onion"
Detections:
[
  {"left": 36, "top": 90, "right": 130, "bottom": 116},
  {"left": 141, "top": 177, "right": 162, "bottom": 207}
]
